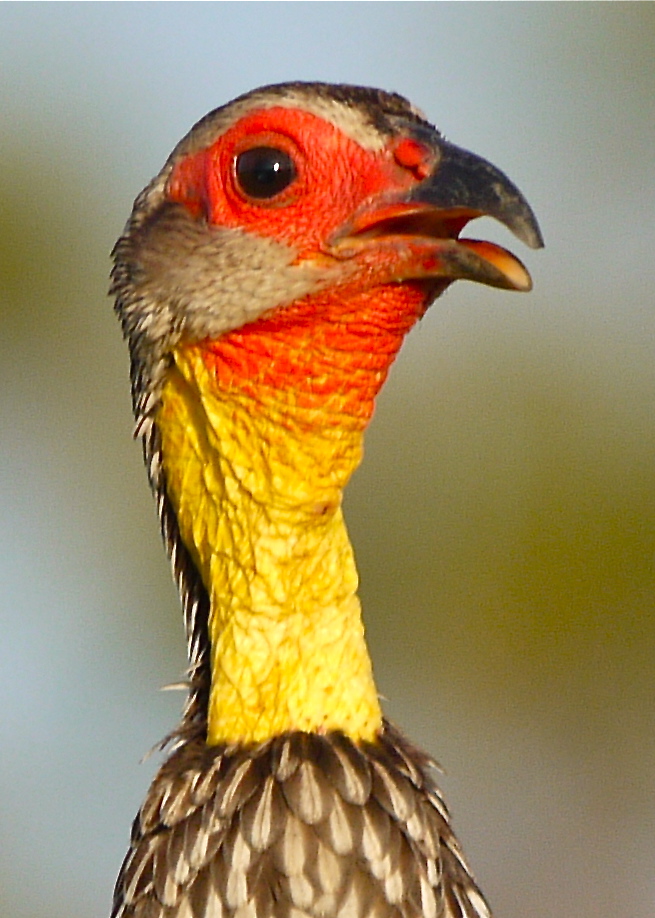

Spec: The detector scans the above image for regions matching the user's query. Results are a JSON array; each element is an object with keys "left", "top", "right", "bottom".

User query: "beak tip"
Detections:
[{"left": 514, "top": 210, "right": 545, "bottom": 251}]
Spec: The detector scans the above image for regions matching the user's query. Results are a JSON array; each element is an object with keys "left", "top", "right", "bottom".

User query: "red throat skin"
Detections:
[{"left": 196, "top": 281, "right": 431, "bottom": 430}]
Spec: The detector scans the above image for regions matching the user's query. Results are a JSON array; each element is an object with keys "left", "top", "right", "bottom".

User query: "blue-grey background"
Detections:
[{"left": 1, "top": 5, "right": 653, "bottom": 918}]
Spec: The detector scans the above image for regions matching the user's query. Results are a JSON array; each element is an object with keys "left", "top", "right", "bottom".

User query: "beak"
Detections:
[{"left": 330, "top": 130, "right": 543, "bottom": 293}]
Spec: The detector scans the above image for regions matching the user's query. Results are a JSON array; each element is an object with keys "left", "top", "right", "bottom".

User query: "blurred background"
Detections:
[{"left": 1, "top": 5, "right": 653, "bottom": 918}]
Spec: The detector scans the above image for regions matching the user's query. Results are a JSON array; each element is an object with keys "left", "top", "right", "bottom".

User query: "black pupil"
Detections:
[{"left": 235, "top": 147, "right": 296, "bottom": 199}]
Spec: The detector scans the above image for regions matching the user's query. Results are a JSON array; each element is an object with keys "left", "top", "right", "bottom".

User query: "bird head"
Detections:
[{"left": 112, "top": 82, "right": 542, "bottom": 435}]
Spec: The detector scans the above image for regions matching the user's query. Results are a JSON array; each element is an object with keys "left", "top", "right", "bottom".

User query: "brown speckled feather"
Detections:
[{"left": 112, "top": 724, "right": 490, "bottom": 918}]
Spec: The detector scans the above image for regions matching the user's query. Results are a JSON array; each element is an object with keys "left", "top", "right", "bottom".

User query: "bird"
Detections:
[{"left": 110, "top": 81, "right": 542, "bottom": 918}]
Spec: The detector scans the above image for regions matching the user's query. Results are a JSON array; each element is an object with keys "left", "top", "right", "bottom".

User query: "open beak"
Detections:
[{"left": 330, "top": 131, "right": 543, "bottom": 293}]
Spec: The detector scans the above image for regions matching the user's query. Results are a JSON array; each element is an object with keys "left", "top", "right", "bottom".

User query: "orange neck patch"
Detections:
[{"left": 198, "top": 281, "right": 429, "bottom": 425}]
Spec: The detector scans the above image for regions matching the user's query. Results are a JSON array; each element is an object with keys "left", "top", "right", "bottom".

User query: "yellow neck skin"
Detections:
[{"left": 157, "top": 345, "right": 382, "bottom": 745}]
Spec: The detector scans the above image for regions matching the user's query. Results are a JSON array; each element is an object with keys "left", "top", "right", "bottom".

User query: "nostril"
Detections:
[{"left": 393, "top": 138, "right": 433, "bottom": 180}]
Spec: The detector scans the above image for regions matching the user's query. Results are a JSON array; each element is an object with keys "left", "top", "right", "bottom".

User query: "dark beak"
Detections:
[
  {"left": 331, "top": 128, "right": 543, "bottom": 293},
  {"left": 409, "top": 135, "right": 544, "bottom": 251}
]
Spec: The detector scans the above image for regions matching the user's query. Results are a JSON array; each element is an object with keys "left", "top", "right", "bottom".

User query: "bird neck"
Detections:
[{"left": 156, "top": 284, "right": 428, "bottom": 746}]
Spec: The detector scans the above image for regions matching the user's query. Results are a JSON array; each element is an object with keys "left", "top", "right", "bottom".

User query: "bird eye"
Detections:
[{"left": 234, "top": 147, "right": 297, "bottom": 200}]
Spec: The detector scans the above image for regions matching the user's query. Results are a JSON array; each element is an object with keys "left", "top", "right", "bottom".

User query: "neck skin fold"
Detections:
[{"left": 156, "top": 284, "right": 428, "bottom": 745}]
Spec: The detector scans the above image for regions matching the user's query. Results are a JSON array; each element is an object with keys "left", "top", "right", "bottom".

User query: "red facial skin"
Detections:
[
  {"left": 168, "top": 107, "right": 433, "bottom": 256},
  {"left": 166, "top": 108, "right": 440, "bottom": 428}
]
